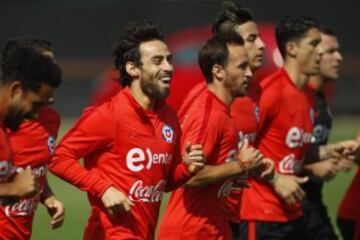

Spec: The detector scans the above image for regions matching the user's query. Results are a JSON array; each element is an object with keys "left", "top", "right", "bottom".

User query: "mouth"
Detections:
[{"left": 158, "top": 76, "right": 171, "bottom": 87}]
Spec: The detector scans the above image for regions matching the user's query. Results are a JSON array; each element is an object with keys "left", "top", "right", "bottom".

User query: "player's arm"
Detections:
[
  {"left": 164, "top": 142, "right": 204, "bottom": 192},
  {"left": 304, "top": 140, "right": 360, "bottom": 163},
  {"left": 185, "top": 139, "right": 263, "bottom": 187},
  {"left": 49, "top": 108, "right": 133, "bottom": 214},
  {"left": 49, "top": 108, "right": 115, "bottom": 198},
  {"left": 0, "top": 168, "right": 39, "bottom": 198},
  {"left": 40, "top": 180, "right": 65, "bottom": 229}
]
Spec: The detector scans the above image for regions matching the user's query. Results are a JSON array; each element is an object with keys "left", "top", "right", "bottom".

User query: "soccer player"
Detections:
[
  {"left": 300, "top": 28, "right": 350, "bottom": 240},
  {"left": 0, "top": 43, "right": 62, "bottom": 238},
  {"left": 158, "top": 31, "right": 263, "bottom": 240},
  {"left": 237, "top": 15, "right": 325, "bottom": 239},
  {"left": 49, "top": 19, "right": 204, "bottom": 240},
  {"left": 0, "top": 37, "right": 65, "bottom": 239},
  {"left": 176, "top": 4, "right": 275, "bottom": 236}
]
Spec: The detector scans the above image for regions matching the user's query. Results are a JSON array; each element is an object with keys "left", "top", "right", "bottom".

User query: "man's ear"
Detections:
[
  {"left": 286, "top": 41, "right": 298, "bottom": 58},
  {"left": 125, "top": 61, "right": 140, "bottom": 79},
  {"left": 212, "top": 64, "right": 224, "bottom": 81},
  {"left": 9, "top": 81, "right": 24, "bottom": 100}
]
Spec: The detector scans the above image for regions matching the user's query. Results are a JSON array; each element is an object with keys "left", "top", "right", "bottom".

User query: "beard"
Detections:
[
  {"left": 3, "top": 105, "right": 25, "bottom": 131},
  {"left": 140, "top": 79, "right": 170, "bottom": 100}
]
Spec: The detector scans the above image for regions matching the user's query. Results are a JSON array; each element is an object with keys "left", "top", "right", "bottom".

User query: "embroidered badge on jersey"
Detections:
[
  {"left": 48, "top": 136, "right": 56, "bottom": 155},
  {"left": 161, "top": 124, "right": 174, "bottom": 144}
]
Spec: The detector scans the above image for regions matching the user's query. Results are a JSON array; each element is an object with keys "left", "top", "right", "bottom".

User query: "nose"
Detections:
[
  {"left": 336, "top": 51, "right": 343, "bottom": 62},
  {"left": 163, "top": 59, "right": 173, "bottom": 73},
  {"left": 257, "top": 37, "right": 266, "bottom": 50},
  {"left": 317, "top": 44, "right": 324, "bottom": 56},
  {"left": 245, "top": 65, "right": 253, "bottom": 79}
]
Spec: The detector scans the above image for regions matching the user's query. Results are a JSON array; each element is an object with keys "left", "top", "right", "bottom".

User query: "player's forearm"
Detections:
[
  {"left": 49, "top": 149, "right": 113, "bottom": 198},
  {"left": 165, "top": 162, "right": 192, "bottom": 192},
  {"left": 40, "top": 180, "right": 54, "bottom": 203},
  {"left": 304, "top": 145, "right": 333, "bottom": 163},
  {"left": 0, "top": 182, "right": 20, "bottom": 197},
  {"left": 185, "top": 161, "right": 243, "bottom": 187}
]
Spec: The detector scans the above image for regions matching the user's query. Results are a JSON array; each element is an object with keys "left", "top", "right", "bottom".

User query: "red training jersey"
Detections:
[
  {"left": 226, "top": 81, "right": 261, "bottom": 223},
  {"left": 240, "top": 68, "right": 314, "bottom": 222},
  {"left": 0, "top": 124, "right": 12, "bottom": 183},
  {"left": 158, "top": 90, "right": 238, "bottom": 240},
  {"left": 0, "top": 106, "right": 60, "bottom": 240},
  {"left": 49, "top": 88, "right": 191, "bottom": 240}
]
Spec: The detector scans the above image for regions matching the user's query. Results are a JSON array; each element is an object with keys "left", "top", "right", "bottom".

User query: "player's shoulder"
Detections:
[{"left": 38, "top": 106, "right": 61, "bottom": 126}]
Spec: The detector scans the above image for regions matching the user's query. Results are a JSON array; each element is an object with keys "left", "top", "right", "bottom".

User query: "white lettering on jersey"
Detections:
[
  {"left": 279, "top": 153, "right": 302, "bottom": 174},
  {"left": 285, "top": 127, "right": 312, "bottom": 149},
  {"left": 238, "top": 131, "right": 257, "bottom": 144},
  {"left": 126, "top": 148, "right": 173, "bottom": 172},
  {"left": 128, "top": 179, "right": 166, "bottom": 203},
  {"left": 4, "top": 164, "right": 47, "bottom": 217}
]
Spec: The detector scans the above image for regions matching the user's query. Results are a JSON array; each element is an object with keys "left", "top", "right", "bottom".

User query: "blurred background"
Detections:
[
  {"left": 0, "top": 0, "right": 359, "bottom": 239},
  {"left": 1, "top": 0, "right": 359, "bottom": 116}
]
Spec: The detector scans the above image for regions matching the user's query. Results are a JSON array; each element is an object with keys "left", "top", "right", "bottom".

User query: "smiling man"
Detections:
[{"left": 49, "top": 19, "right": 204, "bottom": 240}]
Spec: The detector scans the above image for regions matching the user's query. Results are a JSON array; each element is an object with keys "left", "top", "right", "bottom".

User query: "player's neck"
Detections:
[
  {"left": 208, "top": 82, "right": 233, "bottom": 106},
  {"left": 0, "top": 87, "right": 7, "bottom": 123},
  {"left": 129, "top": 82, "right": 156, "bottom": 111},
  {"left": 308, "top": 75, "right": 326, "bottom": 92},
  {"left": 283, "top": 62, "right": 310, "bottom": 89}
]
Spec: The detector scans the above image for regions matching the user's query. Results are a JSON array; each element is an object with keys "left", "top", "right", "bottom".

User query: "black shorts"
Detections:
[
  {"left": 301, "top": 199, "right": 338, "bottom": 240},
  {"left": 231, "top": 217, "right": 308, "bottom": 240},
  {"left": 337, "top": 217, "right": 360, "bottom": 240}
]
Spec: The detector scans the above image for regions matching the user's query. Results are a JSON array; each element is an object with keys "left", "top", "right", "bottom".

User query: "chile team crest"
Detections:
[
  {"left": 161, "top": 124, "right": 174, "bottom": 143},
  {"left": 48, "top": 136, "right": 56, "bottom": 155}
]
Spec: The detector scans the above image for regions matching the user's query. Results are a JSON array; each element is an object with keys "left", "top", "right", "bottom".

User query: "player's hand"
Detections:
[
  {"left": 330, "top": 140, "right": 360, "bottom": 160},
  {"left": 101, "top": 186, "right": 134, "bottom": 216},
  {"left": 250, "top": 158, "right": 275, "bottom": 182},
  {"left": 11, "top": 168, "right": 39, "bottom": 198},
  {"left": 337, "top": 158, "right": 353, "bottom": 172},
  {"left": 304, "top": 159, "right": 340, "bottom": 181},
  {"left": 237, "top": 139, "right": 263, "bottom": 172},
  {"left": 43, "top": 196, "right": 65, "bottom": 229},
  {"left": 183, "top": 143, "right": 205, "bottom": 173},
  {"left": 271, "top": 174, "right": 308, "bottom": 205}
]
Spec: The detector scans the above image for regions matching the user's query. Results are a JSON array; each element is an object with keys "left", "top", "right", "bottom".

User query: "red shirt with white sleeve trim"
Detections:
[
  {"left": 49, "top": 88, "right": 191, "bottom": 240},
  {"left": 240, "top": 68, "right": 314, "bottom": 222},
  {"left": 157, "top": 90, "right": 238, "bottom": 240}
]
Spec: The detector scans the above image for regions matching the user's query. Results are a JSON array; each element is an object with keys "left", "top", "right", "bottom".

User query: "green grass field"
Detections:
[{"left": 31, "top": 116, "right": 359, "bottom": 239}]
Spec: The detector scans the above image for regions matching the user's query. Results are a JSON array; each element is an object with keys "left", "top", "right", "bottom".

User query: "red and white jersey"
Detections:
[
  {"left": 226, "top": 82, "right": 261, "bottom": 223},
  {"left": 158, "top": 90, "right": 238, "bottom": 240},
  {"left": 0, "top": 106, "right": 60, "bottom": 240},
  {"left": 240, "top": 68, "right": 314, "bottom": 222},
  {"left": 0, "top": 124, "right": 12, "bottom": 183},
  {"left": 49, "top": 88, "right": 191, "bottom": 240}
]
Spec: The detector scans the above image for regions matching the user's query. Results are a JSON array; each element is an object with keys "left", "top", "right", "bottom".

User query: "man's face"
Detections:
[
  {"left": 223, "top": 44, "right": 252, "bottom": 97},
  {"left": 4, "top": 82, "right": 55, "bottom": 131},
  {"left": 138, "top": 40, "right": 173, "bottom": 99},
  {"left": 319, "top": 33, "right": 343, "bottom": 80},
  {"left": 294, "top": 27, "right": 323, "bottom": 75},
  {"left": 234, "top": 21, "right": 265, "bottom": 71}
]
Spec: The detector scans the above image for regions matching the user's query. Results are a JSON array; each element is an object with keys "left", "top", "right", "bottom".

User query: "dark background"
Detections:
[{"left": 1, "top": 0, "right": 359, "bottom": 117}]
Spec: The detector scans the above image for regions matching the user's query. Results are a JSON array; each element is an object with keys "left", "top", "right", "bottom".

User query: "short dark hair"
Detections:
[
  {"left": 1, "top": 45, "right": 62, "bottom": 93},
  {"left": 198, "top": 32, "right": 244, "bottom": 83},
  {"left": 276, "top": 15, "right": 319, "bottom": 57},
  {"left": 320, "top": 27, "right": 337, "bottom": 37},
  {"left": 2, "top": 37, "right": 53, "bottom": 60},
  {"left": 212, "top": 1, "right": 253, "bottom": 37},
  {"left": 113, "top": 19, "right": 165, "bottom": 87}
]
